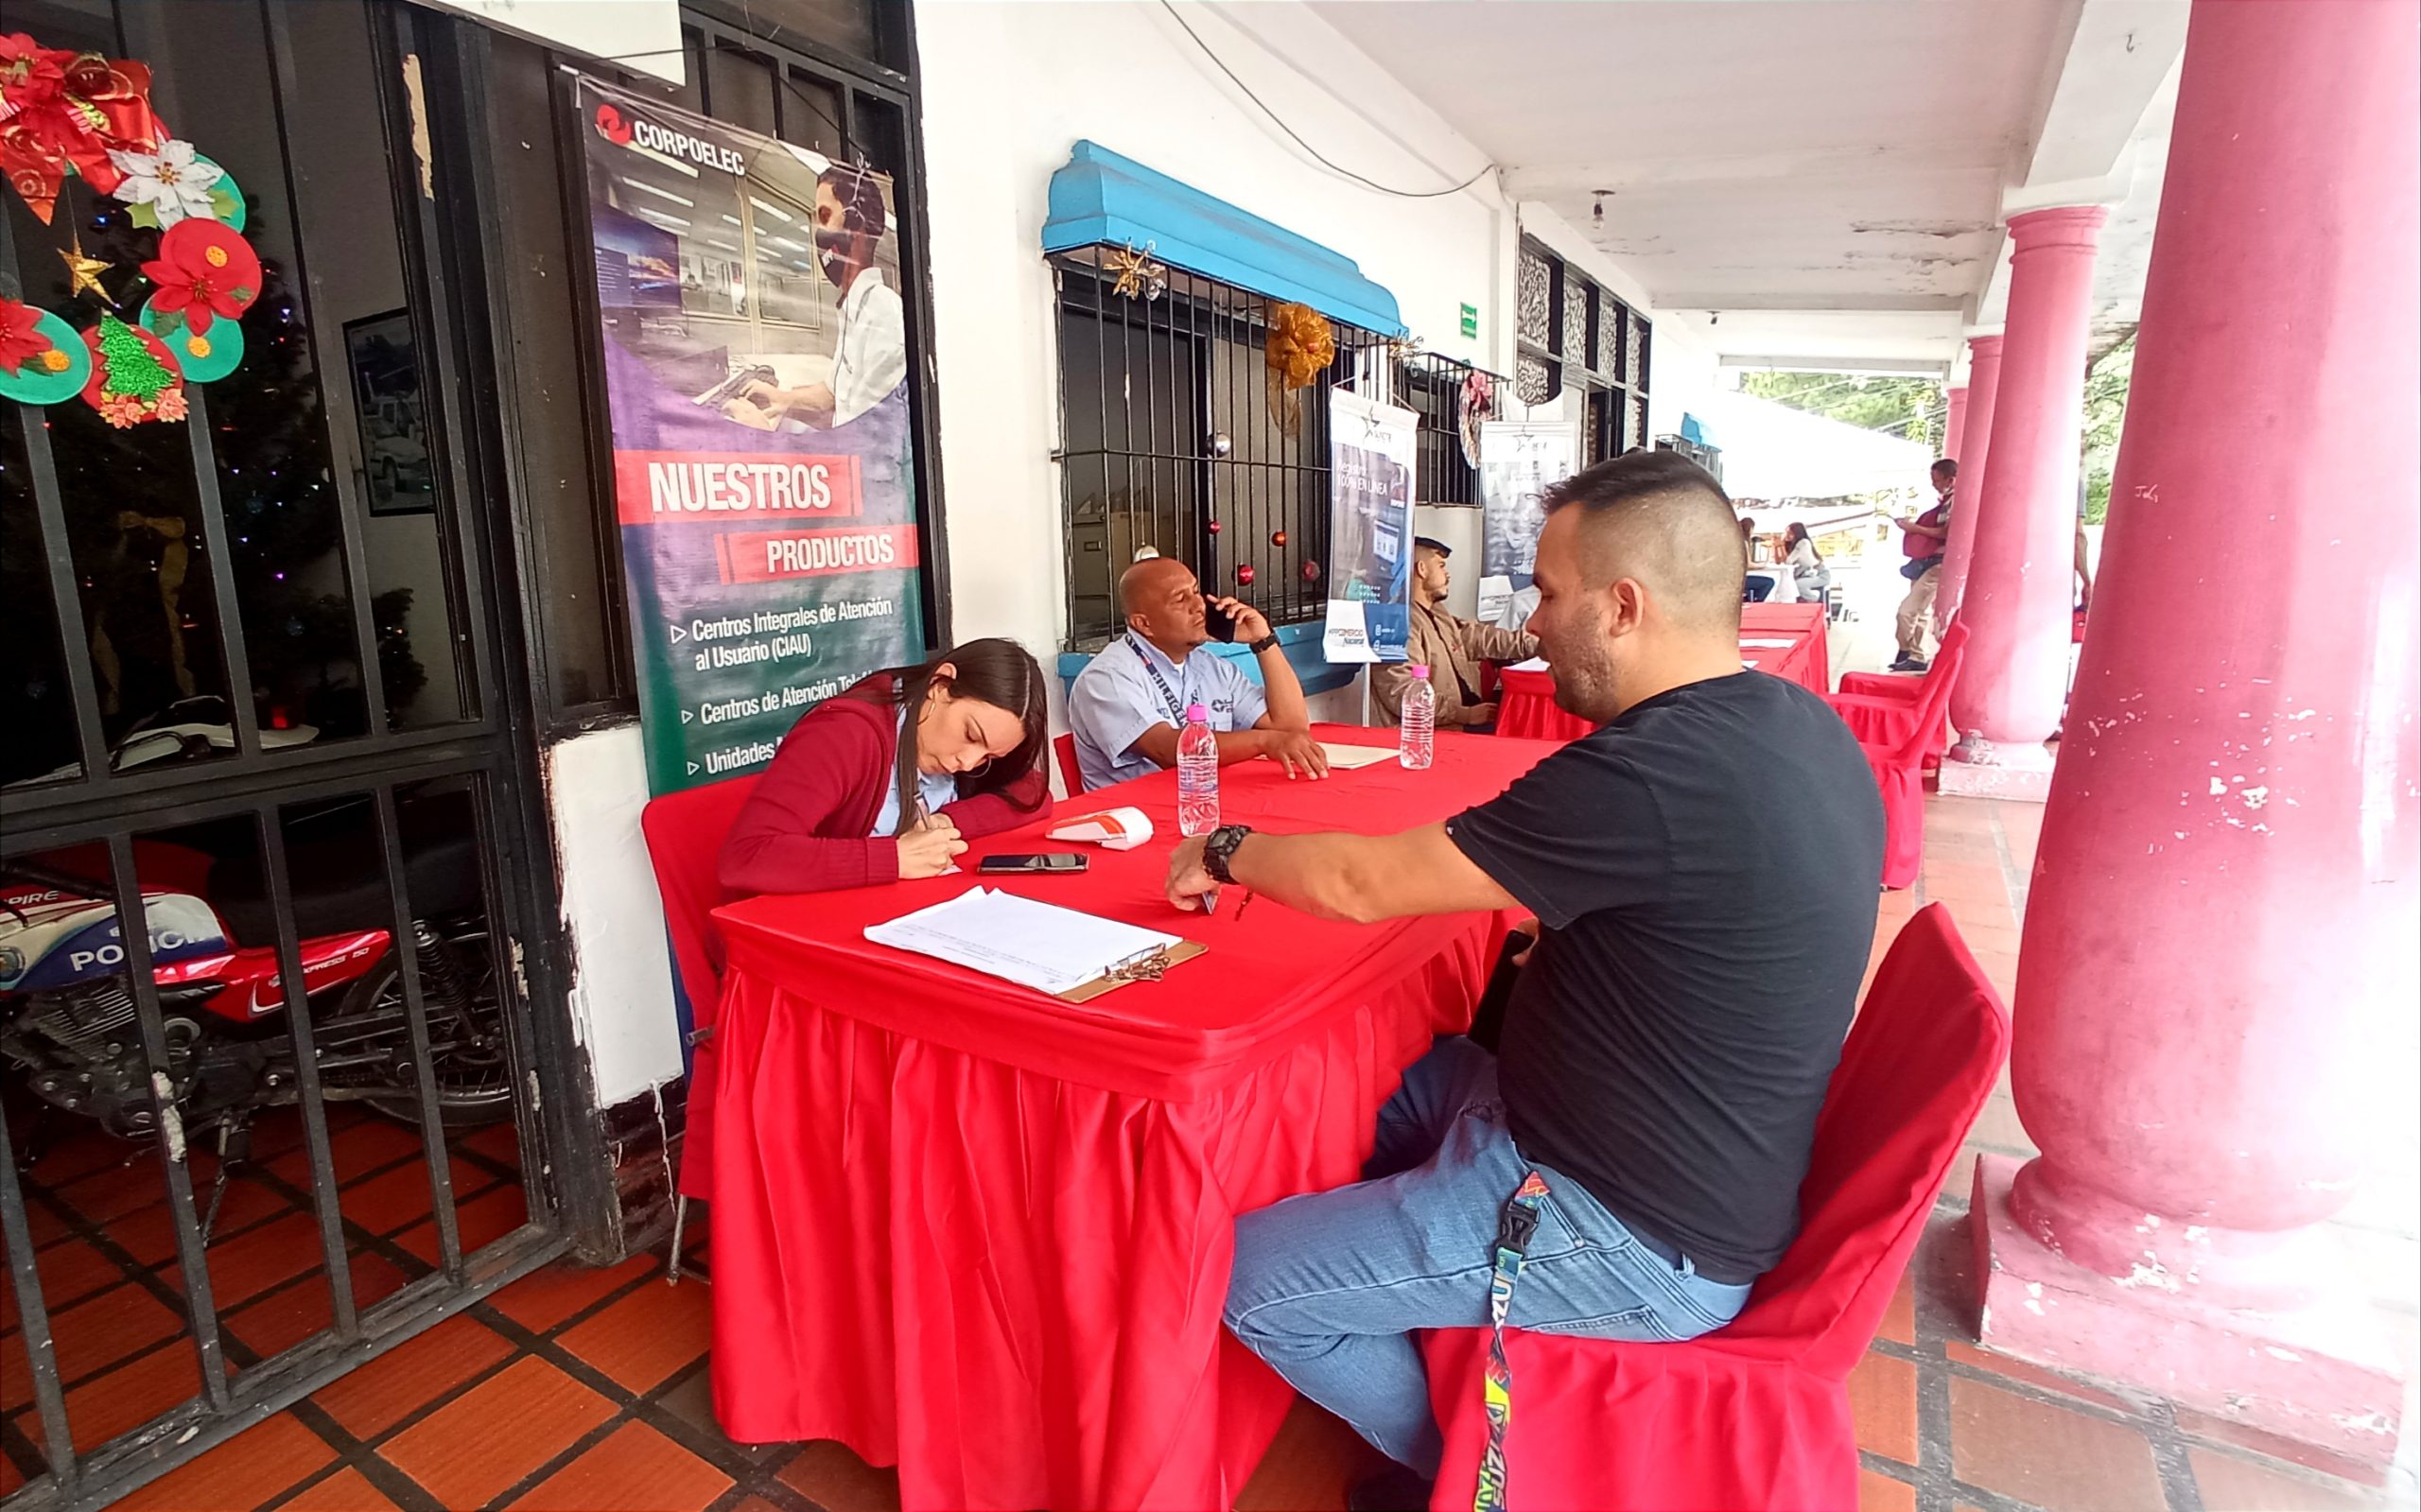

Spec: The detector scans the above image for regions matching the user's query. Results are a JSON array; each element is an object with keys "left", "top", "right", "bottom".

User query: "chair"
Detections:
[
  {"left": 1828, "top": 620, "right": 1969, "bottom": 775},
  {"left": 1854, "top": 624, "right": 1965, "bottom": 890},
  {"left": 640, "top": 773, "right": 762, "bottom": 1277},
  {"left": 1053, "top": 731, "right": 1084, "bottom": 798},
  {"left": 1420, "top": 906, "right": 2009, "bottom": 1511}
]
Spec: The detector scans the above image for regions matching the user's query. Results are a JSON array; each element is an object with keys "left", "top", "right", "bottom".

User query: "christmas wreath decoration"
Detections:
[{"left": 0, "top": 31, "right": 258, "bottom": 425}]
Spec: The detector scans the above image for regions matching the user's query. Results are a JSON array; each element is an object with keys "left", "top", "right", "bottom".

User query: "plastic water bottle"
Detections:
[
  {"left": 1400, "top": 665, "right": 1436, "bottom": 770},
  {"left": 1177, "top": 702, "right": 1221, "bottom": 836}
]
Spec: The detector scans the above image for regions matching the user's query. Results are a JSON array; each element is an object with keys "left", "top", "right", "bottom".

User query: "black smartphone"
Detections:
[
  {"left": 1202, "top": 597, "right": 1238, "bottom": 643},
  {"left": 977, "top": 853, "right": 1090, "bottom": 875}
]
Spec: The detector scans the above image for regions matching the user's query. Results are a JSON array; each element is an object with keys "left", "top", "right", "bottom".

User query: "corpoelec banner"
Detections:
[
  {"left": 573, "top": 75, "right": 924, "bottom": 793},
  {"left": 1323, "top": 389, "right": 1417, "bottom": 665}
]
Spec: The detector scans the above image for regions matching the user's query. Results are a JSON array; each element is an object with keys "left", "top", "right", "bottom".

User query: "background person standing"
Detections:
[{"left": 1890, "top": 459, "right": 1956, "bottom": 670}]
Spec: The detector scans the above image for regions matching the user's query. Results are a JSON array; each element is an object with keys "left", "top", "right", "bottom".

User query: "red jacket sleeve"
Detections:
[
  {"left": 719, "top": 706, "right": 898, "bottom": 895},
  {"left": 939, "top": 764, "right": 1054, "bottom": 839}
]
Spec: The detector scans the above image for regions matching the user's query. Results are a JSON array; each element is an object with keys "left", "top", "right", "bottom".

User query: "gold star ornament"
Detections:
[{"left": 59, "top": 234, "right": 113, "bottom": 302}]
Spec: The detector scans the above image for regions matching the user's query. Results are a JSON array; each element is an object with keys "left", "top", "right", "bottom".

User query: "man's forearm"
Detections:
[
  {"left": 1257, "top": 643, "right": 1312, "bottom": 729},
  {"left": 1226, "top": 830, "right": 1399, "bottom": 923},
  {"left": 1135, "top": 725, "right": 1272, "bottom": 770},
  {"left": 1219, "top": 823, "right": 1519, "bottom": 923}
]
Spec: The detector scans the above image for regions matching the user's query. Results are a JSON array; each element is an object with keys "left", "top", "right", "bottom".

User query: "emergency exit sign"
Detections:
[{"left": 1459, "top": 303, "right": 1479, "bottom": 339}]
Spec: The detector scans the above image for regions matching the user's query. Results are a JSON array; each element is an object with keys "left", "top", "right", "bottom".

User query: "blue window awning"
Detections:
[{"left": 1042, "top": 141, "right": 1405, "bottom": 337}]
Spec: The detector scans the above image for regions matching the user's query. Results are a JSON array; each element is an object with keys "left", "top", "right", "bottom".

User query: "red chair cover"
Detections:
[
  {"left": 1053, "top": 730, "right": 1083, "bottom": 798},
  {"left": 1828, "top": 622, "right": 1969, "bottom": 774},
  {"left": 1859, "top": 627, "right": 1967, "bottom": 890},
  {"left": 1421, "top": 905, "right": 2010, "bottom": 1511},
  {"left": 640, "top": 773, "right": 761, "bottom": 1202}
]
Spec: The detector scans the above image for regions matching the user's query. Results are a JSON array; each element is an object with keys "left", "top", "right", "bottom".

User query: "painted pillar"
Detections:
[
  {"left": 1930, "top": 336, "right": 2003, "bottom": 625},
  {"left": 1944, "top": 206, "right": 2105, "bottom": 759},
  {"left": 1943, "top": 384, "right": 1969, "bottom": 462},
  {"left": 1974, "top": 0, "right": 2419, "bottom": 1462}
]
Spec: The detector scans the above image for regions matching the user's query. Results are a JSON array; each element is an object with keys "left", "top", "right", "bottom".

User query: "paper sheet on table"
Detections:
[
  {"left": 1740, "top": 637, "right": 1798, "bottom": 649},
  {"left": 864, "top": 888, "right": 1181, "bottom": 998},
  {"left": 1507, "top": 656, "right": 1550, "bottom": 672},
  {"left": 1318, "top": 743, "right": 1398, "bottom": 769}
]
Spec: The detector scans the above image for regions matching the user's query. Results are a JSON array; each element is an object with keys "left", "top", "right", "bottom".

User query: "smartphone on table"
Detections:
[{"left": 977, "top": 852, "right": 1089, "bottom": 876}]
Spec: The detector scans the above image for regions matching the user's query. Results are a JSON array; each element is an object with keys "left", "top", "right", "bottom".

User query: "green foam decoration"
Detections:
[
  {"left": 141, "top": 299, "right": 245, "bottom": 383},
  {"left": 0, "top": 308, "right": 91, "bottom": 405}
]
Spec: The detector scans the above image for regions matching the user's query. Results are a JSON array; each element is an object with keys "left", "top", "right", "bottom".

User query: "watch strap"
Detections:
[
  {"left": 1202, "top": 825, "right": 1252, "bottom": 885},
  {"left": 1248, "top": 634, "right": 1280, "bottom": 654}
]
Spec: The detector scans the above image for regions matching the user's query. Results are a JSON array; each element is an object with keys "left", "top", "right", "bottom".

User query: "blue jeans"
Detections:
[{"left": 1224, "top": 1037, "right": 1753, "bottom": 1475}]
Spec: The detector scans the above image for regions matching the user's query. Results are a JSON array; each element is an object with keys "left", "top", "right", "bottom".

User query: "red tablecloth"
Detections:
[
  {"left": 1497, "top": 603, "right": 1834, "bottom": 743},
  {"left": 707, "top": 727, "right": 1555, "bottom": 1511}
]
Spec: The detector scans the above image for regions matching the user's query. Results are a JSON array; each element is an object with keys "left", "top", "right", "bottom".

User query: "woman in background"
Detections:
[
  {"left": 1784, "top": 521, "right": 1830, "bottom": 604},
  {"left": 721, "top": 638, "right": 1052, "bottom": 895}
]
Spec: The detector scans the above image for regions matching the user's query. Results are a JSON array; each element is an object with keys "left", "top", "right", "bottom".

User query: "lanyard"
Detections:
[
  {"left": 1127, "top": 632, "right": 1189, "bottom": 725},
  {"left": 1474, "top": 1171, "right": 1550, "bottom": 1512}
]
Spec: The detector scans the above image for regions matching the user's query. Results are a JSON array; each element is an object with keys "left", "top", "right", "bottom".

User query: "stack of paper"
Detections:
[
  {"left": 1507, "top": 656, "right": 1551, "bottom": 672},
  {"left": 1317, "top": 743, "right": 1398, "bottom": 770},
  {"left": 864, "top": 889, "right": 1180, "bottom": 997},
  {"left": 1740, "top": 637, "right": 1798, "bottom": 649}
]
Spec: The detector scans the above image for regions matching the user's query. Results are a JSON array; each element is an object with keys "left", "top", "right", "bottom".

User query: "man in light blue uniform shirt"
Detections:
[{"left": 1069, "top": 558, "right": 1331, "bottom": 791}]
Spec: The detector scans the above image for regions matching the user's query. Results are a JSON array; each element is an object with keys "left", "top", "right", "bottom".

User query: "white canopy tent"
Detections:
[{"left": 1696, "top": 389, "right": 1935, "bottom": 503}]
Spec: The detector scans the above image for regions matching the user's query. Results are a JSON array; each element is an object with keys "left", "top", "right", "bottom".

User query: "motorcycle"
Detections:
[{"left": 2, "top": 777, "right": 514, "bottom": 1237}]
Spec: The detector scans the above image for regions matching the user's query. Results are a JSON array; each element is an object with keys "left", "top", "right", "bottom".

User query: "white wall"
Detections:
[
  {"left": 915, "top": 0, "right": 1510, "bottom": 678},
  {"left": 545, "top": 724, "right": 684, "bottom": 1104}
]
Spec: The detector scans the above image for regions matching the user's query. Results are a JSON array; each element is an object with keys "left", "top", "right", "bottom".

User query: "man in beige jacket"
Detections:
[{"left": 1373, "top": 538, "right": 1540, "bottom": 731}]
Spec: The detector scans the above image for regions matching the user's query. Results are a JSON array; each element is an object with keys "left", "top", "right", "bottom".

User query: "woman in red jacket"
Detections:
[{"left": 720, "top": 638, "right": 1053, "bottom": 895}]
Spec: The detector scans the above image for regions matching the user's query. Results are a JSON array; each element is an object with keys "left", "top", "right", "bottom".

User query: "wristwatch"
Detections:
[
  {"left": 1247, "top": 634, "right": 1280, "bottom": 654},
  {"left": 1202, "top": 825, "right": 1253, "bottom": 885}
]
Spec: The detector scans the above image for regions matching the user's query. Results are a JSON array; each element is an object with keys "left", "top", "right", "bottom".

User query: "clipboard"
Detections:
[{"left": 1058, "top": 939, "right": 1210, "bottom": 1003}]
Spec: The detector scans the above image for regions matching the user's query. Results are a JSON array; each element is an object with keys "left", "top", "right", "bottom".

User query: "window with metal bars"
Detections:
[
  {"left": 1050, "top": 249, "right": 1386, "bottom": 650},
  {"left": 1397, "top": 353, "right": 1504, "bottom": 508}
]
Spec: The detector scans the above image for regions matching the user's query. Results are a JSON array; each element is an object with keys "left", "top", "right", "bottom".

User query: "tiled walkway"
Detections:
[{"left": 9, "top": 795, "right": 2416, "bottom": 1512}]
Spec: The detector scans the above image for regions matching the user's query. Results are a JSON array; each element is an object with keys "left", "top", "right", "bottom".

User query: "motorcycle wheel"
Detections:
[{"left": 328, "top": 947, "right": 515, "bottom": 1128}]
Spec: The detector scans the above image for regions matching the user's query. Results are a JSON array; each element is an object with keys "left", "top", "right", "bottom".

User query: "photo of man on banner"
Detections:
[{"left": 576, "top": 76, "right": 927, "bottom": 798}]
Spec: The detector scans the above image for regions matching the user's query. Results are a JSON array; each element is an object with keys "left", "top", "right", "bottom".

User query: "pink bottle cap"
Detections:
[
  {"left": 1186, "top": 703, "right": 1209, "bottom": 721},
  {"left": 1408, "top": 664, "right": 1431, "bottom": 677}
]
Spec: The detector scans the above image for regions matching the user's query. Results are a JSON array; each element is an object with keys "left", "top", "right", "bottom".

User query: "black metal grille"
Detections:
[
  {"left": 1398, "top": 353, "right": 1503, "bottom": 509},
  {"left": 1051, "top": 248, "right": 1388, "bottom": 649},
  {"left": 0, "top": 6, "right": 560, "bottom": 1506}
]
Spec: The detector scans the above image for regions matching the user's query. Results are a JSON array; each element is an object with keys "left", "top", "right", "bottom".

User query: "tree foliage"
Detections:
[
  {"left": 2079, "top": 334, "right": 2135, "bottom": 524},
  {"left": 1738, "top": 371, "right": 1946, "bottom": 454}
]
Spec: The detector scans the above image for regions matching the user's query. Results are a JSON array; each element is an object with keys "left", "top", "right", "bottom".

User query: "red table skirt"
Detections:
[
  {"left": 1497, "top": 605, "right": 1832, "bottom": 744},
  {"left": 708, "top": 926, "right": 1497, "bottom": 1510}
]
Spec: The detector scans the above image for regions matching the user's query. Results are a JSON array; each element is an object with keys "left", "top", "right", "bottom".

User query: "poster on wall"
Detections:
[
  {"left": 1322, "top": 389, "right": 1418, "bottom": 664},
  {"left": 573, "top": 76, "right": 924, "bottom": 794},
  {"left": 1475, "top": 421, "right": 1578, "bottom": 628}
]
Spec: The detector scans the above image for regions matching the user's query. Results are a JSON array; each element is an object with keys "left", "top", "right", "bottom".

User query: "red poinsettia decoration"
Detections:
[
  {"left": 0, "top": 296, "right": 53, "bottom": 374},
  {"left": 0, "top": 33, "right": 166, "bottom": 222},
  {"left": 140, "top": 217, "right": 260, "bottom": 335}
]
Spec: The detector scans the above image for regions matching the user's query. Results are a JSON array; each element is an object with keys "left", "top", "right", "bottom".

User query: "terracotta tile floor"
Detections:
[{"left": 8, "top": 793, "right": 2416, "bottom": 1511}]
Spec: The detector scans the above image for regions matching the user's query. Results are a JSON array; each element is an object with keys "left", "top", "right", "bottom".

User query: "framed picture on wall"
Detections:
[{"left": 344, "top": 309, "right": 433, "bottom": 515}]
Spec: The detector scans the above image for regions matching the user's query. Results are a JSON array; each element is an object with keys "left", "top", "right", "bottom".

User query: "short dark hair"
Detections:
[
  {"left": 1933, "top": 458, "right": 1959, "bottom": 480},
  {"left": 1542, "top": 450, "right": 1742, "bottom": 631},
  {"left": 1544, "top": 448, "right": 1733, "bottom": 518},
  {"left": 817, "top": 164, "right": 887, "bottom": 238},
  {"left": 1414, "top": 536, "right": 1451, "bottom": 558}
]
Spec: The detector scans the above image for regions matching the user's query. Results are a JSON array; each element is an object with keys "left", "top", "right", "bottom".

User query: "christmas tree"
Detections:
[{"left": 96, "top": 312, "right": 174, "bottom": 400}]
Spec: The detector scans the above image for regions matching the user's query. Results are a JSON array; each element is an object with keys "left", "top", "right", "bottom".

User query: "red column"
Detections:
[
  {"left": 1930, "top": 336, "right": 2002, "bottom": 624},
  {"left": 1944, "top": 206, "right": 2104, "bottom": 780},
  {"left": 1942, "top": 384, "right": 1969, "bottom": 462},
  {"left": 1974, "top": 0, "right": 2419, "bottom": 1463}
]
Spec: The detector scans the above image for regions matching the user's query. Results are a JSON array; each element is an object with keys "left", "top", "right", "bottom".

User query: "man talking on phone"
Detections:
[
  {"left": 1164, "top": 451, "right": 1882, "bottom": 1508},
  {"left": 1068, "top": 557, "right": 1330, "bottom": 791}
]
